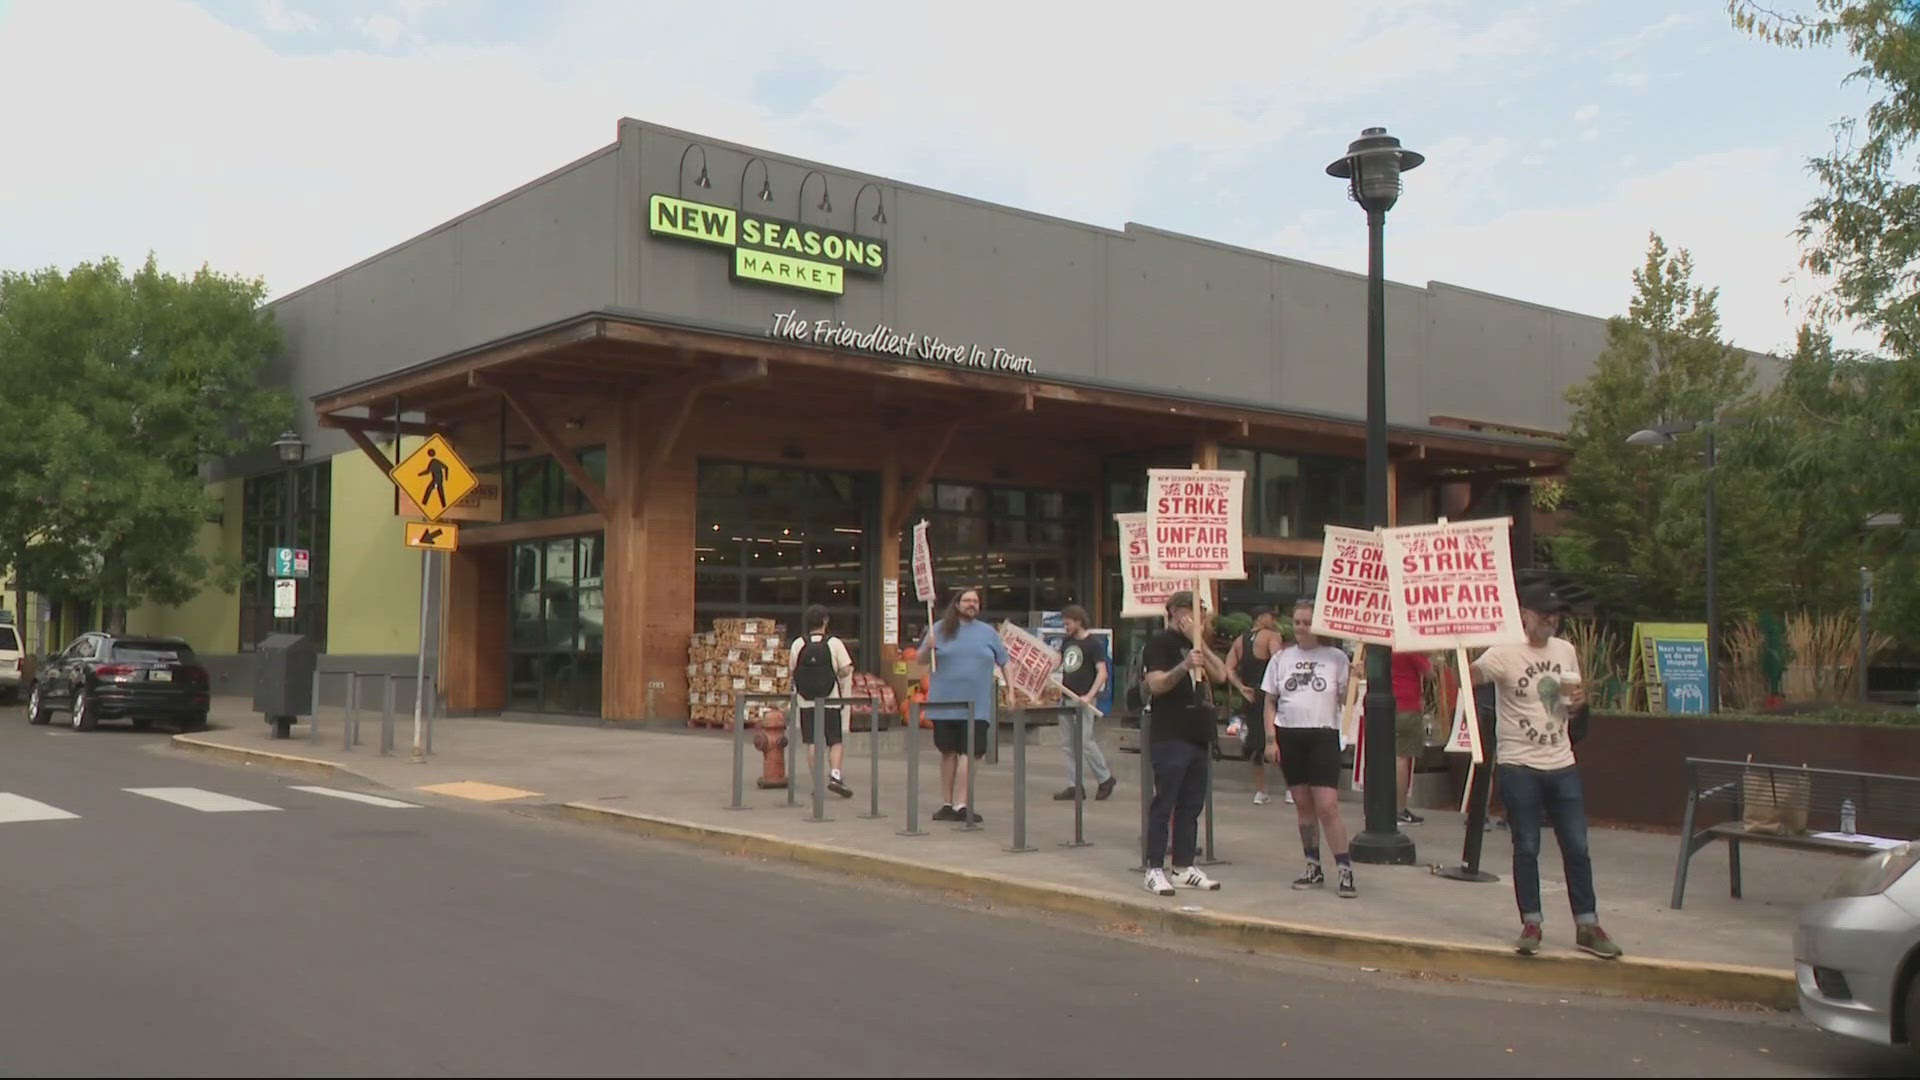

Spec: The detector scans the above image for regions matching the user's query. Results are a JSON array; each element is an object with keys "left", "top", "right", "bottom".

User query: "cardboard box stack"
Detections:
[{"left": 686, "top": 617, "right": 789, "bottom": 728}]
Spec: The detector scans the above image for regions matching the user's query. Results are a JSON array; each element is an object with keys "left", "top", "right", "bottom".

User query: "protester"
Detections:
[
  {"left": 1052, "top": 604, "right": 1116, "bottom": 801},
  {"left": 918, "top": 588, "right": 1008, "bottom": 825},
  {"left": 1470, "top": 580, "right": 1622, "bottom": 959},
  {"left": 790, "top": 604, "right": 856, "bottom": 798},
  {"left": 1264, "top": 600, "right": 1358, "bottom": 898},
  {"left": 1140, "top": 590, "right": 1228, "bottom": 896},
  {"left": 1224, "top": 607, "right": 1284, "bottom": 805},
  {"left": 1393, "top": 650, "right": 1435, "bottom": 825}
]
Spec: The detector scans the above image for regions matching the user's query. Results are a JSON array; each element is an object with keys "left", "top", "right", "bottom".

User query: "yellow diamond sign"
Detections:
[{"left": 390, "top": 435, "right": 477, "bottom": 522}]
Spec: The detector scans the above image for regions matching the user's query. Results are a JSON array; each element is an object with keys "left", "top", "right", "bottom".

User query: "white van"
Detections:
[{"left": 0, "top": 621, "right": 20, "bottom": 702}]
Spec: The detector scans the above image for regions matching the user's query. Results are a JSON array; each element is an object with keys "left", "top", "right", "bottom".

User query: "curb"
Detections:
[
  {"left": 557, "top": 802, "right": 1797, "bottom": 1011},
  {"left": 170, "top": 734, "right": 376, "bottom": 784}
]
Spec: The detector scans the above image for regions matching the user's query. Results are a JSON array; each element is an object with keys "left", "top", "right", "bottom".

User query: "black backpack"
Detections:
[{"left": 793, "top": 635, "right": 838, "bottom": 700}]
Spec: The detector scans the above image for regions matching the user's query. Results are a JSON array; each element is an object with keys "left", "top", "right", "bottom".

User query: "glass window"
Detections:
[{"left": 239, "top": 460, "right": 331, "bottom": 651}]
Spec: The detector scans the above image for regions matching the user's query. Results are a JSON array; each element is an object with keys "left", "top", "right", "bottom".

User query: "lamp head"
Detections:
[
  {"left": 272, "top": 430, "right": 308, "bottom": 464},
  {"left": 1625, "top": 428, "right": 1675, "bottom": 448},
  {"left": 1326, "top": 126, "right": 1423, "bottom": 213}
]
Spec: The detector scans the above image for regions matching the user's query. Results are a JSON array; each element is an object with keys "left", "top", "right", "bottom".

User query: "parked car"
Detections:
[
  {"left": 26, "top": 632, "right": 210, "bottom": 731},
  {"left": 1796, "top": 841, "right": 1920, "bottom": 1052},
  {"left": 0, "top": 620, "right": 22, "bottom": 702}
]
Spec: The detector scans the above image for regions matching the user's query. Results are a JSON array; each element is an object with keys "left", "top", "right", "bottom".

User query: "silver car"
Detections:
[{"left": 1796, "top": 842, "right": 1920, "bottom": 1049}]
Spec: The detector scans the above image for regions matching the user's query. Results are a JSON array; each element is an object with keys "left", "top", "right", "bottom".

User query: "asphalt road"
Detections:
[{"left": 0, "top": 711, "right": 1911, "bottom": 1078}]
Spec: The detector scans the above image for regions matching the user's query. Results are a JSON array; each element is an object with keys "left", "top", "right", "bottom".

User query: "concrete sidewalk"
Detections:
[{"left": 175, "top": 696, "right": 1837, "bottom": 1008}]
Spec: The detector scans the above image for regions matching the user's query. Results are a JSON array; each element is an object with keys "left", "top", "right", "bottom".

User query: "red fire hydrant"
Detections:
[{"left": 751, "top": 706, "right": 790, "bottom": 789}]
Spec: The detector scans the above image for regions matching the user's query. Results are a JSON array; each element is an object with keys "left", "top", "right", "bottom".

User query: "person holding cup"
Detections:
[{"left": 1470, "top": 580, "right": 1621, "bottom": 960}]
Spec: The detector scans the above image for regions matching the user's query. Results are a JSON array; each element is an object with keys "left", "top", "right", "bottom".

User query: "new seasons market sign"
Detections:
[{"left": 648, "top": 193, "right": 886, "bottom": 296}]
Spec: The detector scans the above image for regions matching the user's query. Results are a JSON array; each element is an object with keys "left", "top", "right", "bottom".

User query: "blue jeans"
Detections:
[
  {"left": 1497, "top": 764, "right": 1598, "bottom": 926},
  {"left": 1146, "top": 738, "right": 1210, "bottom": 869}
]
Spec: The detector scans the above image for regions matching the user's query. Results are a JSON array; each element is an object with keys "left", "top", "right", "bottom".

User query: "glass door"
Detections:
[{"left": 507, "top": 532, "right": 604, "bottom": 715}]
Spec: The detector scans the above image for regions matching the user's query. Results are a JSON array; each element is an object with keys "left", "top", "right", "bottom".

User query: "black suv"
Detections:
[{"left": 27, "top": 633, "right": 210, "bottom": 731}]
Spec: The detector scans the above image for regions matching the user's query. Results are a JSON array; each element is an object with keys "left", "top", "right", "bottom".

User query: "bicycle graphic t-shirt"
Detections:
[{"left": 1261, "top": 644, "right": 1350, "bottom": 730}]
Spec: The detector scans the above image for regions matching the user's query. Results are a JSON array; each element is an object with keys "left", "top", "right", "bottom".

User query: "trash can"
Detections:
[{"left": 254, "top": 633, "right": 315, "bottom": 739}]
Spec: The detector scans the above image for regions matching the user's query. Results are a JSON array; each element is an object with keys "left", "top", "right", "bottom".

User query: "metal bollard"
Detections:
[
  {"left": 805, "top": 700, "right": 829, "bottom": 823},
  {"left": 381, "top": 674, "right": 396, "bottom": 756},
  {"left": 344, "top": 672, "right": 359, "bottom": 752},
  {"left": 786, "top": 693, "right": 799, "bottom": 808},
  {"left": 1136, "top": 707, "right": 1154, "bottom": 871},
  {"left": 897, "top": 700, "right": 927, "bottom": 837},
  {"left": 423, "top": 674, "right": 435, "bottom": 756},
  {"left": 730, "top": 693, "right": 749, "bottom": 810},
  {"left": 960, "top": 701, "right": 979, "bottom": 831},
  {"left": 854, "top": 695, "right": 884, "bottom": 820},
  {"left": 1006, "top": 707, "right": 1036, "bottom": 853},
  {"left": 310, "top": 670, "right": 321, "bottom": 739},
  {"left": 1200, "top": 745, "right": 1228, "bottom": 866},
  {"left": 1063, "top": 702, "right": 1092, "bottom": 848}
]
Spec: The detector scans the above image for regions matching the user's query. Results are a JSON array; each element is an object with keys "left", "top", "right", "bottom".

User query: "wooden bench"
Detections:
[{"left": 1672, "top": 757, "right": 1920, "bottom": 909}]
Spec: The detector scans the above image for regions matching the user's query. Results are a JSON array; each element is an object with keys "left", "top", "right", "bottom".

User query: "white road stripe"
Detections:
[
  {"left": 123, "top": 787, "right": 280, "bottom": 813},
  {"left": 288, "top": 786, "right": 419, "bottom": 809},
  {"left": 0, "top": 793, "right": 79, "bottom": 823}
]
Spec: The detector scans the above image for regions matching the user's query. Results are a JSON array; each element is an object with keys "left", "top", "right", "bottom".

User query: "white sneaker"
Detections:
[
  {"left": 1171, "top": 866, "right": 1221, "bottom": 891},
  {"left": 1285, "top": 791, "right": 1296, "bottom": 805},
  {"left": 1143, "top": 868, "right": 1176, "bottom": 896},
  {"left": 1252, "top": 790, "right": 1272, "bottom": 806}
]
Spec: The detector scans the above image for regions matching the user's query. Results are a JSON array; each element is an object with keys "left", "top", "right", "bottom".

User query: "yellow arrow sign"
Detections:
[
  {"left": 389, "top": 434, "right": 477, "bottom": 522},
  {"left": 404, "top": 521, "right": 460, "bottom": 552}
]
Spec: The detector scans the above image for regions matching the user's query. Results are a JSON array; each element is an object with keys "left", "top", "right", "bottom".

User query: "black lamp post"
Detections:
[
  {"left": 1327, "top": 127, "right": 1422, "bottom": 866},
  {"left": 1627, "top": 420, "right": 1718, "bottom": 711},
  {"left": 272, "top": 430, "right": 307, "bottom": 624}
]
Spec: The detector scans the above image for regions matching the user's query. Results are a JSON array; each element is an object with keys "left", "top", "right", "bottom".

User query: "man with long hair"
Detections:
[{"left": 917, "top": 588, "right": 1008, "bottom": 824}]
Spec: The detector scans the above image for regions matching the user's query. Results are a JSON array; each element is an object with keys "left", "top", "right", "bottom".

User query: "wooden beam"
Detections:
[
  {"left": 1245, "top": 536, "right": 1324, "bottom": 558},
  {"left": 319, "top": 413, "right": 444, "bottom": 437},
  {"left": 473, "top": 375, "right": 610, "bottom": 515},
  {"left": 341, "top": 426, "right": 395, "bottom": 475},
  {"left": 888, "top": 418, "right": 963, "bottom": 535},
  {"left": 312, "top": 319, "right": 605, "bottom": 415},
  {"left": 643, "top": 380, "right": 709, "bottom": 490},
  {"left": 460, "top": 512, "right": 608, "bottom": 547}
]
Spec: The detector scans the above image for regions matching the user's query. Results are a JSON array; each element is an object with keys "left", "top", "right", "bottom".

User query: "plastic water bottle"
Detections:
[{"left": 1841, "top": 798, "right": 1857, "bottom": 835}]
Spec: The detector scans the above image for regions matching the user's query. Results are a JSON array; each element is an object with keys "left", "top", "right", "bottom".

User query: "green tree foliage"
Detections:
[
  {"left": 0, "top": 255, "right": 292, "bottom": 630},
  {"left": 1553, "top": 234, "right": 1775, "bottom": 621}
]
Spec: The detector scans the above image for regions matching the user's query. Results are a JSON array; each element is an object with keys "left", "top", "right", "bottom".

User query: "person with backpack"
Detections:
[{"left": 790, "top": 604, "right": 856, "bottom": 799}]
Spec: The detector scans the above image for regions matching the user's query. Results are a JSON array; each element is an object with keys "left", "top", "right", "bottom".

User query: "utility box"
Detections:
[{"left": 254, "top": 633, "right": 315, "bottom": 720}]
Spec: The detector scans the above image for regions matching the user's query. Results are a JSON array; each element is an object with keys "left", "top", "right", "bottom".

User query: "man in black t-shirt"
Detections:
[
  {"left": 1054, "top": 605, "right": 1116, "bottom": 801},
  {"left": 1140, "top": 590, "right": 1228, "bottom": 897}
]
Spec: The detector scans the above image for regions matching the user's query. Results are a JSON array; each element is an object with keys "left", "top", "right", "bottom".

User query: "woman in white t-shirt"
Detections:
[
  {"left": 1262, "top": 600, "right": 1358, "bottom": 898},
  {"left": 790, "top": 604, "right": 856, "bottom": 799}
]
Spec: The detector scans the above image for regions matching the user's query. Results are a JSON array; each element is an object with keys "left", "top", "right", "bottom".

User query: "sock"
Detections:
[
  {"left": 1303, "top": 847, "right": 1321, "bottom": 866},
  {"left": 1299, "top": 822, "right": 1321, "bottom": 865},
  {"left": 1334, "top": 853, "right": 1353, "bottom": 869},
  {"left": 830, "top": 769, "right": 842, "bottom": 780},
  {"left": 954, "top": 804, "right": 966, "bottom": 811}
]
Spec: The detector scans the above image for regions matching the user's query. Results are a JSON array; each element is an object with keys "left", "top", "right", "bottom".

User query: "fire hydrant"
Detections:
[{"left": 751, "top": 706, "right": 790, "bottom": 789}]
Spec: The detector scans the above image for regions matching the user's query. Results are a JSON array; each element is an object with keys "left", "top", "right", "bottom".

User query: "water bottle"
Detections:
[{"left": 1841, "top": 798, "right": 1857, "bottom": 835}]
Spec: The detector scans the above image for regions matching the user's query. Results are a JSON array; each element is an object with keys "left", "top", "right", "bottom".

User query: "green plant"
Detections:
[{"left": 1563, "top": 617, "right": 1629, "bottom": 710}]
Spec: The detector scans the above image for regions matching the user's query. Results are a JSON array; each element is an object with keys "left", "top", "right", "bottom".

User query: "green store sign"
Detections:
[{"left": 647, "top": 194, "right": 888, "bottom": 296}]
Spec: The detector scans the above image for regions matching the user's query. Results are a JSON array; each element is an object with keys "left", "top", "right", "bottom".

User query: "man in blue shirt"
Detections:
[{"left": 918, "top": 588, "right": 1009, "bottom": 824}]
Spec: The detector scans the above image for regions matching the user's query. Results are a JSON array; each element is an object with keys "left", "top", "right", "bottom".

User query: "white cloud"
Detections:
[
  {"left": 357, "top": 12, "right": 406, "bottom": 49},
  {"left": 1574, "top": 104, "right": 1600, "bottom": 123},
  {"left": 256, "top": 0, "right": 317, "bottom": 35}
]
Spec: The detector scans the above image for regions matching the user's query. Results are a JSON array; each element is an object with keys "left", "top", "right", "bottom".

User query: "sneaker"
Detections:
[
  {"left": 956, "top": 807, "right": 983, "bottom": 824},
  {"left": 1397, "top": 808, "right": 1425, "bottom": 825},
  {"left": 932, "top": 805, "right": 958, "bottom": 821},
  {"left": 1284, "top": 791, "right": 1295, "bottom": 805},
  {"left": 1096, "top": 776, "right": 1117, "bottom": 800},
  {"left": 1143, "top": 868, "right": 1176, "bottom": 896},
  {"left": 828, "top": 776, "right": 853, "bottom": 799},
  {"left": 1290, "top": 864, "right": 1325, "bottom": 890},
  {"left": 1253, "top": 790, "right": 1272, "bottom": 806},
  {"left": 1515, "top": 923, "right": 1542, "bottom": 956},
  {"left": 1576, "top": 925, "right": 1623, "bottom": 959},
  {"left": 1053, "top": 786, "right": 1084, "bottom": 801},
  {"left": 1337, "top": 866, "right": 1357, "bottom": 899},
  {"left": 1171, "top": 866, "right": 1221, "bottom": 891}
]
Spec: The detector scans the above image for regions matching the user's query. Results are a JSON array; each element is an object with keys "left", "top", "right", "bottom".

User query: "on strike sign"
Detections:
[
  {"left": 998, "top": 621, "right": 1061, "bottom": 705},
  {"left": 1145, "top": 469, "right": 1245, "bottom": 579},
  {"left": 1383, "top": 517, "right": 1525, "bottom": 650},
  {"left": 911, "top": 519, "right": 935, "bottom": 604},
  {"left": 1117, "top": 512, "right": 1185, "bottom": 618},
  {"left": 1312, "top": 526, "right": 1393, "bottom": 645}
]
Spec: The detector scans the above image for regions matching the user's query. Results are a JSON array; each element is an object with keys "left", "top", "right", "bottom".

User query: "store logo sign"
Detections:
[{"left": 648, "top": 194, "right": 887, "bottom": 297}]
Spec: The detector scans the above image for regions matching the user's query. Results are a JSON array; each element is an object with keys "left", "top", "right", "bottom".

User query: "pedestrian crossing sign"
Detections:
[
  {"left": 389, "top": 434, "right": 477, "bottom": 522},
  {"left": 404, "top": 521, "right": 460, "bottom": 552}
]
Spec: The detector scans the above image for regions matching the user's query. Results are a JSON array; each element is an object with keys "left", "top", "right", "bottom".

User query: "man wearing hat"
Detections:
[
  {"left": 1470, "top": 580, "right": 1624, "bottom": 960},
  {"left": 1138, "top": 590, "right": 1228, "bottom": 897}
]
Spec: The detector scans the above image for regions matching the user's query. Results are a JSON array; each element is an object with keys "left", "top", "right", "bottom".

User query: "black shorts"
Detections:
[
  {"left": 797, "top": 706, "right": 843, "bottom": 746},
  {"left": 1239, "top": 690, "right": 1267, "bottom": 759},
  {"left": 932, "top": 719, "right": 990, "bottom": 757},
  {"left": 1275, "top": 727, "right": 1343, "bottom": 789}
]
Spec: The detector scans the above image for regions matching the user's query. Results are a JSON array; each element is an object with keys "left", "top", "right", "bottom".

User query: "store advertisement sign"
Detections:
[
  {"left": 1116, "top": 513, "right": 1185, "bottom": 618},
  {"left": 881, "top": 578, "right": 901, "bottom": 646},
  {"left": 648, "top": 193, "right": 887, "bottom": 297},
  {"left": 911, "top": 520, "right": 935, "bottom": 603},
  {"left": 1382, "top": 518, "right": 1525, "bottom": 650},
  {"left": 769, "top": 311, "right": 1037, "bottom": 374},
  {"left": 997, "top": 620, "right": 1060, "bottom": 706},
  {"left": 1144, "top": 469, "right": 1246, "bottom": 579},
  {"left": 268, "top": 547, "right": 309, "bottom": 580},
  {"left": 1312, "top": 526, "right": 1393, "bottom": 645},
  {"left": 272, "top": 578, "right": 296, "bottom": 619},
  {"left": 1631, "top": 623, "right": 1710, "bottom": 715}
]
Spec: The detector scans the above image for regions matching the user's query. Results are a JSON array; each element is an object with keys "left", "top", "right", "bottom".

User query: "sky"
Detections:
[{"left": 0, "top": 0, "right": 1877, "bottom": 357}]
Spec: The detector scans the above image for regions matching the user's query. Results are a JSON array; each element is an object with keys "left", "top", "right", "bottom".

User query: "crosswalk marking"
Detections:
[
  {"left": 289, "top": 786, "right": 419, "bottom": 809},
  {"left": 0, "top": 793, "right": 80, "bottom": 823},
  {"left": 124, "top": 787, "right": 281, "bottom": 813}
]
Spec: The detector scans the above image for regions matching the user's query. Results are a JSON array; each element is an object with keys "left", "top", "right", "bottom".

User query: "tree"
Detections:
[
  {"left": 1552, "top": 234, "right": 1778, "bottom": 621},
  {"left": 0, "top": 255, "right": 292, "bottom": 631}
]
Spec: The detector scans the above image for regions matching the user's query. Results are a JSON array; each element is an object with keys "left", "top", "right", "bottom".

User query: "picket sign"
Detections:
[
  {"left": 997, "top": 621, "right": 1062, "bottom": 706},
  {"left": 1145, "top": 467, "right": 1246, "bottom": 688},
  {"left": 1442, "top": 647, "right": 1484, "bottom": 764},
  {"left": 1338, "top": 646, "right": 1367, "bottom": 747},
  {"left": 912, "top": 519, "right": 937, "bottom": 672}
]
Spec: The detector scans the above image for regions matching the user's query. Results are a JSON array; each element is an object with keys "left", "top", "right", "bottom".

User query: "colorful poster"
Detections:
[
  {"left": 1117, "top": 512, "right": 1186, "bottom": 618},
  {"left": 911, "top": 519, "right": 935, "bottom": 604},
  {"left": 997, "top": 620, "right": 1061, "bottom": 706},
  {"left": 1630, "top": 623, "right": 1710, "bottom": 714},
  {"left": 1382, "top": 518, "right": 1525, "bottom": 651},
  {"left": 1145, "top": 469, "right": 1246, "bottom": 579},
  {"left": 1313, "top": 526, "right": 1394, "bottom": 645}
]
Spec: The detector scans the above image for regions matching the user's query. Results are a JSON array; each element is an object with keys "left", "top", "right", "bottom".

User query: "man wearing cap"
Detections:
[
  {"left": 1138, "top": 590, "right": 1228, "bottom": 897},
  {"left": 1471, "top": 581, "right": 1623, "bottom": 959}
]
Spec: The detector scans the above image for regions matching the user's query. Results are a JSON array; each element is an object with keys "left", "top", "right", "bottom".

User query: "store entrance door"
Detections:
[{"left": 506, "top": 532, "right": 605, "bottom": 715}]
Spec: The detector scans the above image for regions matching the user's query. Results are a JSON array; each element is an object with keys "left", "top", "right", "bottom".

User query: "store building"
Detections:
[{"left": 131, "top": 118, "right": 1588, "bottom": 719}]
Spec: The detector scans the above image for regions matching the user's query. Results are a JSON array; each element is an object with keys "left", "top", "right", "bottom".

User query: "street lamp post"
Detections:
[
  {"left": 1627, "top": 421, "right": 1718, "bottom": 711},
  {"left": 272, "top": 430, "right": 307, "bottom": 627},
  {"left": 1328, "top": 127, "right": 1423, "bottom": 866}
]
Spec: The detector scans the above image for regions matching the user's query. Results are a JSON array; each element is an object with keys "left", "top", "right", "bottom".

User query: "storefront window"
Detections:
[
  {"left": 506, "top": 532, "right": 603, "bottom": 715},
  {"left": 239, "top": 460, "right": 331, "bottom": 652},
  {"left": 904, "top": 481, "right": 1088, "bottom": 632},
  {"left": 502, "top": 446, "right": 608, "bottom": 523},
  {"left": 1217, "top": 448, "right": 1364, "bottom": 540}
]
